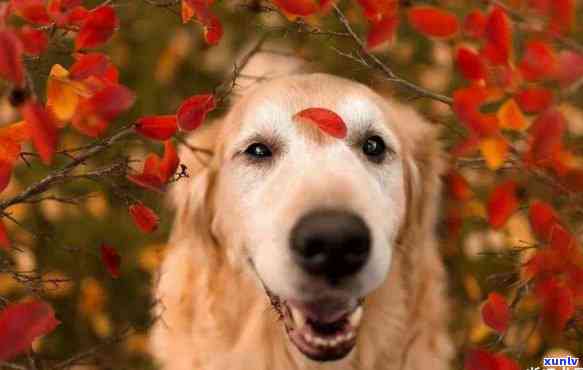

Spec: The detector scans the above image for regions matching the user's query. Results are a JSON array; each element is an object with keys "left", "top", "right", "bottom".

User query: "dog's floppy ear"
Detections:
[{"left": 168, "top": 121, "right": 222, "bottom": 246}]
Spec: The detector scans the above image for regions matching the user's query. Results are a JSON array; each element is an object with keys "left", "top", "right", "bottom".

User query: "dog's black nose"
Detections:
[{"left": 290, "top": 209, "right": 371, "bottom": 282}]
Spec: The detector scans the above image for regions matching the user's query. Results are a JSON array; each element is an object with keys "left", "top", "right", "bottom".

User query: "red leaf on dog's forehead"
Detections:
[
  {"left": 366, "top": 16, "right": 399, "bottom": 49},
  {"left": 11, "top": 0, "right": 51, "bottom": 24},
  {"left": 518, "top": 40, "right": 557, "bottom": 81},
  {"left": 69, "top": 52, "right": 110, "bottom": 80},
  {"left": 0, "top": 30, "right": 25, "bottom": 87},
  {"left": 159, "top": 140, "right": 179, "bottom": 183},
  {"left": 447, "top": 170, "right": 473, "bottom": 201},
  {"left": 456, "top": 47, "right": 486, "bottom": 81},
  {"left": 75, "top": 5, "right": 118, "bottom": 50},
  {"left": 0, "top": 300, "right": 60, "bottom": 361},
  {"left": 177, "top": 94, "right": 216, "bottom": 131},
  {"left": 407, "top": 6, "right": 459, "bottom": 38},
  {"left": 20, "top": 100, "right": 58, "bottom": 165},
  {"left": 0, "top": 218, "right": 10, "bottom": 250},
  {"left": 487, "top": 180, "right": 518, "bottom": 229},
  {"left": 18, "top": 26, "right": 48, "bottom": 56},
  {"left": 135, "top": 115, "right": 178, "bottom": 141},
  {"left": 482, "top": 292, "right": 510, "bottom": 333},
  {"left": 528, "top": 200, "right": 561, "bottom": 242},
  {"left": 463, "top": 9, "right": 487, "bottom": 39},
  {"left": 515, "top": 88, "right": 553, "bottom": 114},
  {"left": 129, "top": 202, "right": 159, "bottom": 234},
  {"left": 100, "top": 243, "right": 121, "bottom": 278},
  {"left": 294, "top": 108, "right": 347, "bottom": 139},
  {"left": 483, "top": 7, "right": 512, "bottom": 65}
]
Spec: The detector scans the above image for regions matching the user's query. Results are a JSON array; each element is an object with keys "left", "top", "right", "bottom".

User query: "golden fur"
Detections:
[{"left": 150, "top": 56, "right": 453, "bottom": 370}]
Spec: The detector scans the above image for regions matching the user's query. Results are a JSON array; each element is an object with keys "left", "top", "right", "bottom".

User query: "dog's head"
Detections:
[{"left": 173, "top": 73, "right": 440, "bottom": 362}]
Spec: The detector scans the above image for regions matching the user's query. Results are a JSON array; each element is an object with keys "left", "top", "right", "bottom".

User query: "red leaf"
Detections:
[
  {"left": 71, "top": 114, "right": 109, "bottom": 137},
  {"left": 0, "top": 300, "right": 59, "bottom": 361},
  {"left": 515, "top": 88, "right": 553, "bottom": 113},
  {"left": 463, "top": 9, "right": 487, "bottom": 39},
  {"left": 465, "top": 350, "right": 519, "bottom": 370},
  {"left": 356, "top": 0, "right": 397, "bottom": 21},
  {"left": 483, "top": 7, "right": 512, "bottom": 65},
  {"left": 456, "top": 47, "right": 486, "bottom": 81},
  {"left": 11, "top": 0, "right": 51, "bottom": 24},
  {"left": 80, "top": 84, "right": 135, "bottom": 121},
  {"left": 203, "top": 15, "right": 223, "bottom": 45},
  {"left": 0, "top": 218, "right": 10, "bottom": 250},
  {"left": 177, "top": 94, "right": 216, "bottom": 131},
  {"left": 450, "top": 135, "right": 480, "bottom": 157},
  {"left": 453, "top": 87, "right": 499, "bottom": 137},
  {"left": 182, "top": 0, "right": 224, "bottom": 45},
  {"left": 366, "top": 16, "right": 399, "bottom": 49},
  {"left": 528, "top": 200, "right": 561, "bottom": 242},
  {"left": 487, "top": 181, "right": 518, "bottom": 229},
  {"left": 18, "top": 26, "right": 48, "bottom": 56},
  {"left": 447, "top": 170, "right": 473, "bottom": 201},
  {"left": 548, "top": 0, "right": 574, "bottom": 35},
  {"left": 0, "top": 30, "right": 25, "bottom": 87},
  {"left": 525, "top": 109, "right": 565, "bottom": 167},
  {"left": 271, "top": 0, "right": 328, "bottom": 17},
  {"left": 135, "top": 115, "right": 178, "bottom": 141},
  {"left": 293, "top": 108, "right": 348, "bottom": 139},
  {"left": 535, "top": 277, "right": 575, "bottom": 332},
  {"left": 69, "top": 52, "right": 110, "bottom": 80},
  {"left": 127, "top": 154, "right": 165, "bottom": 192},
  {"left": 159, "top": 140, "right": 179, "bottom": 183},
  {"left": 100, "top": 243, "right": 121, "bottom": 278},
  {"left": 47, "top": 0, "right": 83, "bottom": 26},
  {"left": 407, "top": 6, "right": 459, "bottom": 38},
  {"left": 482, "top": 292, "right": 510, "bottom": 333},
  {"left": 129, "top": 202, "right": 159, "bottom": 234},
  {"left": 553, "top": 51, "right": 583, "bottom": 87},
  {"left": 75, "top": 5, "right": 118, "bottom": 50},
  {"left": 20, "top": 100, "right": 58, "bottom": 165},
  {"left": 518, "top": 40, "right": 557, "bottom": 81}
]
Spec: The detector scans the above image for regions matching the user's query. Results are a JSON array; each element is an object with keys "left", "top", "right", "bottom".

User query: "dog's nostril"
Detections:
[{"left": 290, "top": 209, "right": 371, "bottom": 281}]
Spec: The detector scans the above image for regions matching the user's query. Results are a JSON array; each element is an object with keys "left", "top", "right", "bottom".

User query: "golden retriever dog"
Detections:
[{"left": 150, "top": 53, "right": 453, "bottom": 370}]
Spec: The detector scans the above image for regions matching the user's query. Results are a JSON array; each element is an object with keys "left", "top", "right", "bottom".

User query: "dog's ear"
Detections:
[{"left": 168, "top": 121, "right": 222, "bottom": 246}]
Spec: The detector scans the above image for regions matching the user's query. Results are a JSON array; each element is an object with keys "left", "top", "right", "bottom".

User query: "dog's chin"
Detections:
[{"left": 265, "top": 290, "right": 363, "bottom": 362}]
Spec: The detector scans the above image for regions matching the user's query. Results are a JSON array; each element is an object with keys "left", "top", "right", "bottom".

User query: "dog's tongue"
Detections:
[{"left": 287, "top": 298, "right": 354, "bottom": 323}]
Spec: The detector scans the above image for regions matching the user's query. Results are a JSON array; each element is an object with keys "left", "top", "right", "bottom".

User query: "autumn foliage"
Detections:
[{"left": 0, "top": 0, "right": 582, "bottom": 368}]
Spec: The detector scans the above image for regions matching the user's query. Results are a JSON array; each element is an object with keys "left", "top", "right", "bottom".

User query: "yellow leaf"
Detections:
[
  {"left": 497, "top": 98, "right": 527, "bottom": 130},
  {"left": 46, "top": 64, "right": 80, "bottom": 123},
  {"left": 181, "top": 0, "right": 194, "bottom": 23},
  {"left": 480, "top": 136, "right": 508, "bottom": 170}
]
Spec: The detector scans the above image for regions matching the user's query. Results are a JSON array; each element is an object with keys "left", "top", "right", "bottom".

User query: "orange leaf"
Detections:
[
  {"left": 528, "top": 200, "right": 561, "bottom": 242},
  {"left": 129, "top": 202, "right": 159, "bottom": 234},
  {"left": 497, "top": 99, "right": 526, "bottom": 131},
  {"left": 20, "top": 100, "right": 58, "bottom": 165},
  {"left": 407, "top": 6, "right": 459, "bottom": 38},
  {"left": 456, "top": 47, "right": 486, "bottom": 81},
  {"left": 482, "top": 292, "right": 510, "bottom": 333},
  {"left": 135, "top": 115, "right": 178, "bottom": 141},
  {"left": 0, "top": 300, "right": 60, "bottom": 361},
  {"left": 487, "top": 180, "right": 518, "bottom": 229},
  {"left": 46, "top": 64, "right": 83, "bottom": 123},
  {"left": 75, "top": 5, "right": 118, "bottom": 50},
  {"left": 480, "top": 135, "right": 508, "bottom": 170},
  {"left": 535, "top": 277, "right": 574, "bottom": 332},
  {"left": 177, "top": 94, "right": 216, "bottom": 131},
  {"left": 366, "top": 16, "right": 399, "bottom": 49},
  {"left": 0, "top": 217, "right": 10, "bottom": 249},
  {"left": 293, "top": 108, "right": 348, "bottom": 139},
  {"left": 0, "top": 30, "right": 25, "bottom": 87},
  {"left": 482, "top": 7, "right": 512, "bottom": 65},
  {"left": 518, "top": 40, "right": 557, "bottom": 81},
  {"left": 159, "top": 140, "right": 179, "bottom": 183},
  {"left": 463, "top": 9, "right": 487, "bottom": 39},
  {"left": 447, "top": 170, "right": 473, "bottom": 201},
  {"left": 100, "top": 243, "right": 121, "bottom": 278},
  {"left": 515, "top": 88, "right": 553, "bottom": 113}
]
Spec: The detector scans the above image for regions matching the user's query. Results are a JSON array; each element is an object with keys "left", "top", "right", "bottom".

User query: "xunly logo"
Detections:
[{"left": 543, "top": 356, "right": 580, "bottom": 367}]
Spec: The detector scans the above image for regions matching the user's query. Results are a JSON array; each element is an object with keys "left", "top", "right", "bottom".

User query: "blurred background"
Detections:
[{"left": 1, "top": 0, "right": 582, "bottom": 368}]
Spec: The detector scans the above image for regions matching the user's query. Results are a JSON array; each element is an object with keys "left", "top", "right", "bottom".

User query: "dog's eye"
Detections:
[
  {"left": 244, "top": 143, "right": 272, "bottom": 159},
  {"left": 362, "top": 136, "right": 386, "bottom": 159}
]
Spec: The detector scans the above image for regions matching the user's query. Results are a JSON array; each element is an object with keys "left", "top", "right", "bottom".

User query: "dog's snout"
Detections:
[{"left": 290, "top": 209, "right": 371, "bottom": 282}]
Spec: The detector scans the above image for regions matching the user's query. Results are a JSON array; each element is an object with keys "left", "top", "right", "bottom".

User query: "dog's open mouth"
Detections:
[{"left": 266, "top": 291, "right": 363, "bottom": 362}]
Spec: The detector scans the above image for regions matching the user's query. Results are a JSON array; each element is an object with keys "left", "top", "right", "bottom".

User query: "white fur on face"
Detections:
[{"left": 213, "top": 77, "right": 407, "bottom": 303}]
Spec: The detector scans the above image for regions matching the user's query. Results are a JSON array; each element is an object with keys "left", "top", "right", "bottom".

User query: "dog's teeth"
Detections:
[
  {"left": 349, "top": 306, "right": 363, "bottom": 327},
  {"left": 290, "top": 307, "right": 306, "bottom": 328}
]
